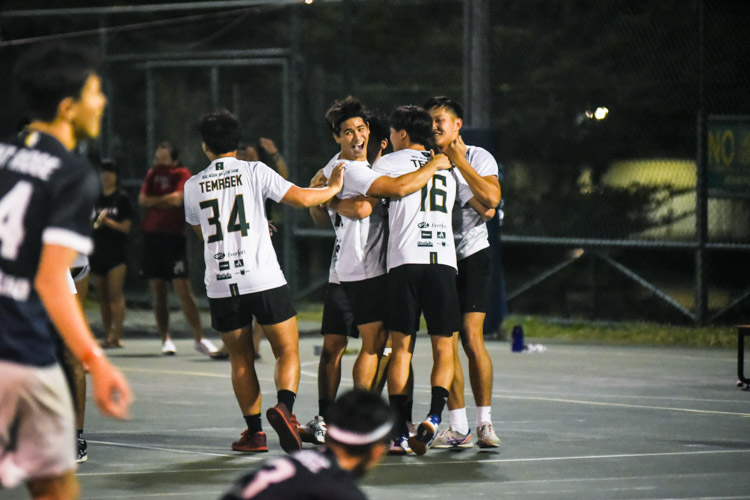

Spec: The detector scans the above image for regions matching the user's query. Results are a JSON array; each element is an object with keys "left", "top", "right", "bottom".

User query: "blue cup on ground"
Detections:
[{"left": 511, "top": 325, "right": 525, "bottom": 352}]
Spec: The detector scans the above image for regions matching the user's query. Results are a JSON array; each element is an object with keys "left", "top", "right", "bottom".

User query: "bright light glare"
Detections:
[
  {"left": 304, "top": 0, "right": 313, "bottom": 4},
  {"left": 594, "top": 107, "right": 609, "bottom": 120}
]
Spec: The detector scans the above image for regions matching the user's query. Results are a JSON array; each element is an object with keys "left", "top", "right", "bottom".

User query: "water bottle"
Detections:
[{"left": 511, "top": 325, "right": 525, "bottom": 352}]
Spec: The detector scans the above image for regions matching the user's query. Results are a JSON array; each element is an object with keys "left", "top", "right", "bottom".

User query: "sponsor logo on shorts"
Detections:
[
  {"left": 216, "top": 273, "right": 232, "bottom": 280},
  {"left": 421, "top": 230, "right": 432, "bottom": 239},
  {"left": 417, "top": 241, "right": 433, "bottom": 247},
  {"left": 234, "top": 259, "right": 244, "bottom": 267},
  {"left": 437, "top": 231, "right": 446, "bottom": 239},
  {"left": 417, "top": 222, "right": 429, "bottom": 228},
  {"left": 214, "top": 252, "right": 225, "bottom": 259},
  {"left": 219, "top": 261, "right": 230, "bottom": 270}
]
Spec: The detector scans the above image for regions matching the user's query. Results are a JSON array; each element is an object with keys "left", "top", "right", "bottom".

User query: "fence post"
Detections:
[{"left": 695, "top": 0, "right": 708, "bottom": 326}]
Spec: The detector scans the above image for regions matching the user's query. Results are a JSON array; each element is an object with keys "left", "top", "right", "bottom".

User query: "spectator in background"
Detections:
[
  {"left": 91, "top": 159, "right": 135, "bottom": 349},
  {"left": 237, "top": 137, "right": 289, "bottom": 361},
  {"left": 139, "top": 141, "right": 220, "bottom": 357}
]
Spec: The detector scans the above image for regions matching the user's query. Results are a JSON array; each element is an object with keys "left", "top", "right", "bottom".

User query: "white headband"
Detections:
[{"left": 326, "top": 421, "right": 392, "bottom": 446}]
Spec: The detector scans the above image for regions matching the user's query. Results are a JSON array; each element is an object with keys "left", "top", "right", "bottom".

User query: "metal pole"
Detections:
[
  {"left": 145, "top": 66, "right": 155, "bottom": 170},
  {"left": 210, "top": 66, "right": 220, "bottom": 109},
  {"left": 695, "top": 0, "right": 708, "bottom": 325},
  {"left": 463, "top": 0, "right": 490, "bottom": 128}
]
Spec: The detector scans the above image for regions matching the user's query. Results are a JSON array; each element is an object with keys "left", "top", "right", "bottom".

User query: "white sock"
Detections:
[
  {"left": 476, "top": 406, "right": 492, "bottom": 427},
  {"left": 449, "top": 408, "right": 469, "bottom": 435}
]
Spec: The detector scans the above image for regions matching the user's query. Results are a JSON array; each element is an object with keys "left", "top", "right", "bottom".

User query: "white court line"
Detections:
[
  {"left": 377, "top": 447, "right": 750, "bottom": 467},
  {"left": 494, "top": 394, "right": 750, "bottom": 417},
  {"left": 84, "top": 439, "right": 254, "bottom": 460}
]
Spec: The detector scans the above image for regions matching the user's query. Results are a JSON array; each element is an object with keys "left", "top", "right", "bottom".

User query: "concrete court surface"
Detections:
[{"left": 3, "top": 309, "right": 750, "bottom": 499}]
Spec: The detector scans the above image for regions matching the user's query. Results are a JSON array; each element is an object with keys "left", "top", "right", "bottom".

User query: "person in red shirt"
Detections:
[{"left": 139, "top": 141, "right": 220, "bottom": 356}]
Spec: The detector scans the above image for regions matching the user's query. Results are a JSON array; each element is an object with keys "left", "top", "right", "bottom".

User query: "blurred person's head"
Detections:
[
  {"left": 424, "top": 96, "right": 464, "bottom": 151},
  {"left": 388, "top": 105, "right": 434, "bottom": 152},
  {"left": 326, "top": 96, "right": 370, "bottom": 161},
  {"left": 199, "top": 110, "right": 241, "bottom": 157},
  {"left": 99, "top": 158, "right": 119, "bottom": 191},
  {"left": 14, "top": 43, "right": 106, "bottom": 143},
  {"left": 153, "top": 141, "right": 179, "bottom": 166},
  {"left": 325, "top": 390, "right": 393, "bottom": 479},
  {"left": 366, "top": 110, "right": 390, "bottom": 164}
]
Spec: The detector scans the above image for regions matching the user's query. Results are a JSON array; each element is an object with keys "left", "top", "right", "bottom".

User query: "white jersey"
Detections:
[
  {"left": 184, "top": 157, "right": 293, "bottom": 298},
  {"left": 453, "top": 145, "right": 500, "bottom": 260},
  {"left": 373, "top": 148, "right": 472, "bottom": 271},
  {"left": 322, "top": 154, "right": 386, "bottom": 283}
]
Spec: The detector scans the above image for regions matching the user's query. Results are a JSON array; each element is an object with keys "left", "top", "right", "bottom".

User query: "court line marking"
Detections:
[
  {"left": 493, "top": 394, "right": 750, "bottom": 417},
  {"left": 377, "top": 447, "right": 750, "bottom": 467}
]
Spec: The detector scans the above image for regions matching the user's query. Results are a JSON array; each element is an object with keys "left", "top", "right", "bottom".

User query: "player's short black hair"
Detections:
[
  {"left": 156, "top": 141, "right": 180, "bottom": 162},
  {"left": 423, "top": 96, "right": 464, "bottom": 120},
  {"left": 367, "top": 110, "right": 389, "bottom": 146},
  {"left": 13, "top": 43, "right": 100, "bottom": 122},
  {"left": 326, "top": 96, "right": 369, "bottom": 135},
  {"left": 198, "top": 110, "right": 241, "bottom": 155},
  {"left": 325, "top": 390, "right": 393, "bottom": 457},
  {"left": 389, "top": 105, "right": 435, "bottom": 150},
  {"left": 100, "top": 158, "right": 119, "bottom": 175}
]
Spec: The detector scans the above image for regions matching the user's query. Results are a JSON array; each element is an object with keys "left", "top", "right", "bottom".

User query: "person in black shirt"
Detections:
[
  {"left": 0, "top": 43, "right": 132, "bottom": 500},
  {"left": 91, "top": 159, "right": 135, "bottom": 348},
  {"left": 221, "top": 390, "right": 392, "bottom": 500}
]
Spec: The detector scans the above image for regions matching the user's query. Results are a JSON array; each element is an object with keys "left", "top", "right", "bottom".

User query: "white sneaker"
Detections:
[
  {"left": 476, "top": 422, "right": 501, "bottom": 448},
  {"left": 299, "top": 415, "right": 326, "bottom": 444},
  {"left": 432, "top": 427, "right": 474, "bottom": 449},
  {"left": 195, "top": 338, "right": 219, "bottom": 357},
  {"left": 161, "top": 339, "right": 176, "bottom": 355}
]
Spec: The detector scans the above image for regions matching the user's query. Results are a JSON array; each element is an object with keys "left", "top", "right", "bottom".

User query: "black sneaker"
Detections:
[{"left": 77, "top": 438, "right": 88, "bottom": 463}]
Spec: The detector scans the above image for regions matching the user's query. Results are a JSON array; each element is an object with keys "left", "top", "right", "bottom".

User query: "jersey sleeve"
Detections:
[
  {"left": 43, "top": 163, "right": 99, "bottom": 255},
  {"left": 183, "top": 178, "right": 200, "bottom": 225},
  {"left": 341, "top": 165, "right": 381, "bottom": 198},
  {"left": 140, "top": 168, "right": 154, "bottom": 196},
  {"left": 468, "top": 147, "right": 500, "bottom": 179},
  {"left": 255, "top": 162, "right": 293, "bottom": 203},
  {"left": 371, "top": 155, "right": 393, "bottom": 176}
]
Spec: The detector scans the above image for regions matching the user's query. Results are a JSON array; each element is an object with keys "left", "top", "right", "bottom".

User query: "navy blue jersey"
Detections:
[
  {"left": 221, "top": 448, "right": 367, "bottom": 500},
  {"left": 0, "top": 130, "right": 99, "bottom": 367}
]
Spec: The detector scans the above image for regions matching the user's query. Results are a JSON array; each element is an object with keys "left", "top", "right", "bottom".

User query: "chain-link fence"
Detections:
[{"left": 1, "top": 0, "right": 748, "bottom": 324}]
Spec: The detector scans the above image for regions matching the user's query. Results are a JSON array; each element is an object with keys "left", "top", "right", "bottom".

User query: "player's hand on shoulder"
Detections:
[
  {"left": 328, "top": 162, "right": 346, "bottom": 191},
  {"left": 310, "top": 168, "right": 328, "bottom": 188},
  {"left": 428, "top": 151, "right": 452, "bottom": 171}
]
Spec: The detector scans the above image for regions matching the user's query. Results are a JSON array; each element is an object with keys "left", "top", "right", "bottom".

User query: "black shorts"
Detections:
[
  {"left": 340, "top": 275, "right": 387, "bottom": 326},
  {"left": 456, "top": 247, "right": 493, "bottom": 314},
  {"left": 320, "top": 284, "right": 358, "bottom": 338},
  {"left": 385, "top": 264, "right": 461, "bottom": 337},
  {"left": 141, "top": 232, "right": 189, "bottom": 281},
  {"left": 90, "top": 246, "right": 127, "bottom": 276},
  {"left": 209, "top": 285, "right": 297, "bottom": 333}
]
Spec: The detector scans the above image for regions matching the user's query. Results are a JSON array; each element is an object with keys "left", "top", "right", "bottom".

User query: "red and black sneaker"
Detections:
[
  {"left": 266, "top": 403, "right": 303, "bottom": 453},
  {"left": 231, "top": 430, "right": 269, "bottom": 452}
]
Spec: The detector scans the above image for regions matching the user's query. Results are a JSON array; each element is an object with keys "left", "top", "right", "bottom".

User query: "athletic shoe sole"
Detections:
[
  {"left": 266, "top": 405, "right": 303, "bottom": 453},
  {"left": 408, "top": 421, "right": 437, "bottom": 456}
]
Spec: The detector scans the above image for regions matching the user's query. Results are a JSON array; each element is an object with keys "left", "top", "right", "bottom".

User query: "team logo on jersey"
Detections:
[
  {"left": 219, "top": 262, "right": 230, "bottom": 270},
  {"left": 234, "top": 259, "right": 244, "bottom": 267},
  {"left": 214, "top": 252, "right": 225, "bottom": 259},
  {"left": 216, "top": 162, "right": 224, "bottom": 170},
  {"left": 216, "top": 273, "right": 232, "bottom": 280},
  {"left": 173, "top": 261, "right": 186, "bottom": 275},
  {"left": 417, "top": 241, "right": 433, "bottom": 247},
  {"left": 437, "top": 231, "right": 446, "bottom": 239},
  {"left": 421, "top": 231, "right": 432, "bottom": 239},
  {"left": 417, "top": 222, "right": 429, "bottom": 228}
]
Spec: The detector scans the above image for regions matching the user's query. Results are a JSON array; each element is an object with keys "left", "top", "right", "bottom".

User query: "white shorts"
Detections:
[{"left": 0, "top": 361, "right": 76, "bottom": 488}]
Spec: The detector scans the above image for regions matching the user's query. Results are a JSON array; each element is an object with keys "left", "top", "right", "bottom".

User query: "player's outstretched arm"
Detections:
[
  {"left": 283, "top": 163, "right": 345, "bottom": 208},
  {"left": 367, "top": 152, "right": 451, "bottom": 199},
  {"left": 308, "top": 168, "right": 332, "bottom": 228},
  {"left": 35, "top": 244, "right": 132, "bottom": 420}
]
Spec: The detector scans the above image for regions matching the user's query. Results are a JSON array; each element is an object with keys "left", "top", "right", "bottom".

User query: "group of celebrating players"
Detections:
[
  {"left": 184, "top": 94, "right": 502, "bottom": 457},
  {"left": 0, "top": 42, "right": 501, "bottom": 500}
]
